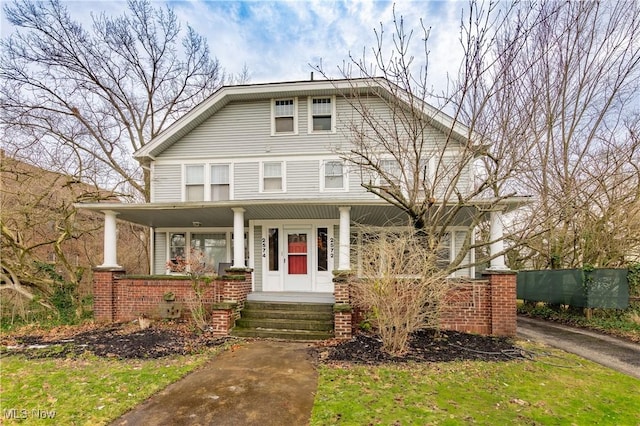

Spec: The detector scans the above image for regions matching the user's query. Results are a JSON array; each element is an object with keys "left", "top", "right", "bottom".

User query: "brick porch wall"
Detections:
[
  {"left": 439, "top": 279, "right": 492, "bottom": 335},
  {"left": 333, "top": 274, "right": 352, "bottom": 339},
  {"left": 486, "top": 271, "right": 518, "bottom": 336},
  {"left": 333, "top": 272, "right": 517, "bottom": 339},
  {"left": 93, "top": 268, "right": 253, "bottom": 335}
]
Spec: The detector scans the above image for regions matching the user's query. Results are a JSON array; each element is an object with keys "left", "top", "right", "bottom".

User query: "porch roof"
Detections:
[{"left": 76, "top": 197, "right": 531, "bottom": 229}]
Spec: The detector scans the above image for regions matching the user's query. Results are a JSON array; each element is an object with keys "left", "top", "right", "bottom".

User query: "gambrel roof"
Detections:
[{"left": 133, "top": 77, "right": 472, "bottom": 162}]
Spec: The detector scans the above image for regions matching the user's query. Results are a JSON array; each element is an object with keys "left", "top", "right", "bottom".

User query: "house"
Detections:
[{"left": 80, "top": 78, "right": 525, "bottom": 337}]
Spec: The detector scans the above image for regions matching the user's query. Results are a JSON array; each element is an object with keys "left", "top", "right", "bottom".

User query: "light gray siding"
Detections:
[
  {"left": 159, "top": 98, "right": 343, "bottom": 160},
  {"left": 152, "top": 164, "right": 181, "bottom": 202},
  {"left": 435, "top": 154, "right": 472, "bottom": 199},
  {"left": 154, "top": 231, "right": 167, "bottom": 274},
  {"left": 286, "top": 160, "right": 320, "bottom": 195},
  {"left": 253, "top": 226, "right": 262, "bottom": 291},
  {"left": 160, "top": 100, "right": 270, "bottom": 159},
  {"left": 234, "top": 162, "right": 260, "bottom": 199},
  {"left": 149, "top": 95, "right": 472, "bottom": 202}
]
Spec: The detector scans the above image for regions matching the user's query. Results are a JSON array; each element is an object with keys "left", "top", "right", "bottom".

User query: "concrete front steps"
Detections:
[{"left": 231, "top": 301, "right": 334, "bottom": 340}]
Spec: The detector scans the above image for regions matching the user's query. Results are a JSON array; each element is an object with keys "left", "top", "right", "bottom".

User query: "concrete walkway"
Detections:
[
  {"left": 110, "top": 340, "right": 318, "bottom": 426},
  {"left": 517, "top": 316, "right": 640, "bottom": 380}
]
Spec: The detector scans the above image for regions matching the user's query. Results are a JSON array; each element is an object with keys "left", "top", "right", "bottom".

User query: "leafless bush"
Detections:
[
  {"left": 166, "top": 248, "right": 216, "bottom": 331},
  {"left": 351, "top": 228, "right": 450, "bottom": 355}
]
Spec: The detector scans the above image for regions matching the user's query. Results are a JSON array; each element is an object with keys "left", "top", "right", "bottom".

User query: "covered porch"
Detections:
[
  {"left": 83, "top": 198, "right": 526, "bottom": 338},
  {"left": 79, "top": 197, "right": 523, "bottom": 285}
]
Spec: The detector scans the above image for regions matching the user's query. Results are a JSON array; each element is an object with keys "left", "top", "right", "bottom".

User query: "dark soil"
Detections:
[
  {"left": 0, "top": 322, "right": 230, "bottom": 360},
  {"left": 2, "top": 322, "right": 525, "bottom": 363},
  {"left": 315, "top": 329, "right": 526, "bottom": 365}
]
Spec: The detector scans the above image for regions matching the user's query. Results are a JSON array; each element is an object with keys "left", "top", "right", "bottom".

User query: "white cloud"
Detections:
[{"left": 1, "top": 0, "right": 466, "bottom": 87}]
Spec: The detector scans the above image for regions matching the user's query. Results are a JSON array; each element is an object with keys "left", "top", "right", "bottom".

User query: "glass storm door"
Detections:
[{"left": 284, "top": 229, "right": 312, "bottom": 291}]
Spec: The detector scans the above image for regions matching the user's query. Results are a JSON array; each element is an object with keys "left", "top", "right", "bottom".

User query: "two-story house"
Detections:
[{"left": 81, "top": 78, "right": 522, "bottom": 306}]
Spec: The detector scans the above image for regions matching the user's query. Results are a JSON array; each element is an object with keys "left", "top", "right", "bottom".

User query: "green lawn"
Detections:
[
  {"left": 0, "top": 346, "right": 228, "bottom": 425},
  {"left": 2, "top": 342, "right": 638, "bottom": 425},
  {"left": 311, "top": 348, "right": 640, "bottom": 425}
]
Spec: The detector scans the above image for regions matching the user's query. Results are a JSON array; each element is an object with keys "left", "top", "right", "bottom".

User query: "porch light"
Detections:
[{"left": 192, "top": 221, "right": 201, "bottom": 227}]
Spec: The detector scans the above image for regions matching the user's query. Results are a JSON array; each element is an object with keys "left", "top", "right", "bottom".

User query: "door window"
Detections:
[
  {"left": 317, "top": 227, "right": 328, "bottom": 271},
  {"left": 287, "top": 233, "right": 308, "bottom": 275}
]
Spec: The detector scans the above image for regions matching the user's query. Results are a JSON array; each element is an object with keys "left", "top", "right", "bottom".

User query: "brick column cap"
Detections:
[
  {"left": 93, "top": 266, "right": 127, "bottom": 272},
  {"left": 482, "top": 269, "right": 517, "bottom": 276}
]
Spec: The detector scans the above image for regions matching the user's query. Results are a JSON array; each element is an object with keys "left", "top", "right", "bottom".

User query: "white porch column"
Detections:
[
  {"left": 488, "top": 209, "right": 508, "bottom": 270},
  {"left": 100, "top": 210, "right": 121, "bottom": 268},
  {"left": 232, "top": 207, "right": 246, "bottom": 268},
  {"left": 338, "top": 206, "right": 351, "bottom": 270}
]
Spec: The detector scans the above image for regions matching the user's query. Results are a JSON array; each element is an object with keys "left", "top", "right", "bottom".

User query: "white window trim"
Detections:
[
  {"left": 162, "top": 228, "right": 237, "bottom": 275},
  {"left": 307, "top": 95, "right": 336, "bottom": 134},
  {"left": 260, "top": 160, "right": 286, "bottom": 193},
  {"left": 183, "top": 163, "right": 206, "bottom": 202},
  {"left": 256, "top": 219, "right": 339, "bottom": 293},
  {"left": 210, "top": 162, "right": 233, "bottom": 202},
  {"left": 375, "top": 157, "right": 437, "bottom": 199},
  {"left": 350, "top": 226, "right": 465, "bottom": 279},
  {"left": 377, "top": 158, "right": 400, "bottom": 192},
  {"left": 182, "top": 162, "right": 234, "bottom": 202},
  {"left": 271, "top": 97, "right": 298, "bottom": 136},
  {"left": 320, "top": 159, "right": 348, "bottom": 192}
]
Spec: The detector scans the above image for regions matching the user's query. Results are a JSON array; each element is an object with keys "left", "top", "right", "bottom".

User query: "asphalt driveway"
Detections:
[{"left": 517, "top": 316, "right": 640, "bottom": 379}]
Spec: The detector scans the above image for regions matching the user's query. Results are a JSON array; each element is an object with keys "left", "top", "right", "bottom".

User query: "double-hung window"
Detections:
[
  {"left": 263, "top": 161, "right": 283, "bottom": 191},
  {"left": 184, "top": 163, "right": 232, "bottom": 201},
  {"left": 412, "top": 158, "right": 431, "bottom": 199},
  {"left": 379, "top": 159, "right": 400, "bottom": 193},
  {"left": 310, "top": 97, "right": 334, "bottom": 132},
  {"left": 185, "top": 165, "right": 205, "bottom": 201},
  {"left": 210, "top": 164, "right": 230, "bottom": 201},
  {"left": 323, "top": 160, "right": 345, "bottom": 190},
  {"left": 273, "top": 99, "right": 296, "bottom": 134}
]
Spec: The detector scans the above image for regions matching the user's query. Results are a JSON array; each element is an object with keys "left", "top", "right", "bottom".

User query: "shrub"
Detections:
[
  {"left": 350, "top": 230, "right": 450, "bottom": 355},
  {"left": 166, "top": 249, "right": 215, "bottom": 330}
]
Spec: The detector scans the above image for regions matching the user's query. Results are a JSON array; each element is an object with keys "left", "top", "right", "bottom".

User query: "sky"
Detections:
[{"left": 0, "top": 0, "right": 468, "bottom": 87}]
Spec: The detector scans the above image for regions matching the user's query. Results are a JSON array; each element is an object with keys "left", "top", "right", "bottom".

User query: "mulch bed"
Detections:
[
  {"left": 314, "top": 329, "right": 526, "bottom": 365},
  {"left": 1, "top": 322, "right": 525, "bottom": 363},
  {"left": 0, "top": 321, "right": 230, "bottom": 359}
]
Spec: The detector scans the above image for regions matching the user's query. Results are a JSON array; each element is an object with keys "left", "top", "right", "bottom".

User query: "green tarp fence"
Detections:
[{"left": 517, "top": 268, "right": 629, "bottom": 309}]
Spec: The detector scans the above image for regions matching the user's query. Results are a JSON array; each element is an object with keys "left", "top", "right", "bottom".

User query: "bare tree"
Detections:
[
  {"left": 316, "top": 1, "right": 548, "bottom": 273},
  {"left": 317, "top": 0, "right": 640, "bottom": 272},
  {"left": 495, "top": 1, "right": 640, "bottom": 268},
  {"left": 1, "top": 153, "right": 150, "bottom": 323},
  {"left": 1, "top": 0, "right": 239, "bottom": 201}
]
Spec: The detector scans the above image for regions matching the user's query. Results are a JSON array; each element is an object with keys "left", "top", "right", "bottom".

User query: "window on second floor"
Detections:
[
  {"left": 184, "top": 163, "right": 231, "bottom": 202},
  {"left": 323, "top": 160, "right": 345, "bottom": 190},
  {"left": 379, "top": 159, "right": 400, "bottom": 193},
  {"left": 185, "top": 164, "right": 205, "bottom": 201},
  {"left": 411, "top": 158, "right": 431, "bottom": 199},
  {"left": 310, "top": 97, "right": 334, "bottom": 132},
  {"left": 210, "top": 164, "right": 230, "bottom": 201},
  {"left": 273, "top": 99, "right": 296, "bottom": 134},
  {"left": 263, "top": 161, "right": 283, "bottom": 192}
]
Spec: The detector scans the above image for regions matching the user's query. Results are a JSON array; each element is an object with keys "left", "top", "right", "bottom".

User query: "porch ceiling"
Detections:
[
  {"left": 78, "top": 200, "right": 412, "bottom": 228},
  {"left": 77, "top": 197, "right": 529, "bottom": 229}
]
